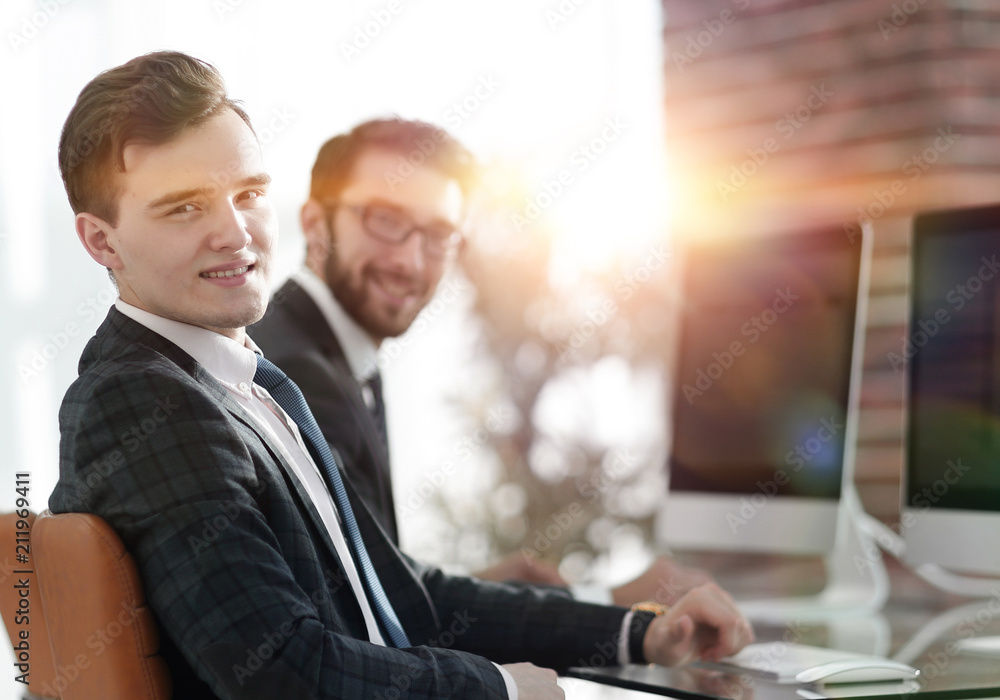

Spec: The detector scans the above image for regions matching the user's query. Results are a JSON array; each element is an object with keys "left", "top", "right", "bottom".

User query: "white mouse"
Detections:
[{"left": 795, "top": 658, "right": 920, "bottom": 685}]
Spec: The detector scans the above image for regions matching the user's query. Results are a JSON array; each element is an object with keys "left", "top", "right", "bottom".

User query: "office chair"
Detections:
[
  {"left": 0, "top": 511, "right": 58, "bottom": 699},
  {"left": 32, "top": 510, "right": 172, "bottom": 699}
]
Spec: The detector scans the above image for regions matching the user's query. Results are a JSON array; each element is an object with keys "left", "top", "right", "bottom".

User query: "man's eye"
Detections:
[
  {"left": 424, "top": 226, "right": 456, "bottom": 243},
  {"left": 368, "top": 207, "right": 406, "bottom": 227},
  {"left": 237, "top": 190, "right": 265, "bottom": 203},
  {"left": 169, "top": 203, "right": 197, "bottom": 215}
]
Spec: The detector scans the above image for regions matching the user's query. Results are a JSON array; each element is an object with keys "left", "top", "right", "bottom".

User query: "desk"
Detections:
[{"left": 566, "top": 553, "right": 1000, "bottom": 699}]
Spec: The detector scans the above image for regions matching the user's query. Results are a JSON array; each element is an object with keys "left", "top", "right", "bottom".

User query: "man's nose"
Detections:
[
  {"left": 392, "top": 228, "right": 427, "bottom": 273},
  {"left": 210, "top": 202, "right": 252, "bottom": 251}
]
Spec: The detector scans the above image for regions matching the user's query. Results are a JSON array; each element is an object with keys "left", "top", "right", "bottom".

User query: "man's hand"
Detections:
[
  {"left": 612, "top": 556, "right": 713, "bottom": 606},
  {"left": 642, "top": 583, "right": 754, "bottom": 667},
  {"left": 502, "top": 663, "right": 565, "bottom": 699},
  {"left": 475, "top": 552, "right": 568, "bottom": 586}
]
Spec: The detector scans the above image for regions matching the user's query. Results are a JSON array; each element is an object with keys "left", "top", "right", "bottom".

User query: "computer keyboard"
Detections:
[{"left": 694, "top": 641, "right": 920, "bottom": 685}]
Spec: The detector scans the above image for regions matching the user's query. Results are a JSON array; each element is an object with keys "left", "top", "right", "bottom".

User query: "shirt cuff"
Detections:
[
  {"left": 493, "top": 662, "right": 518, "bottom": 699},
  {"left": 618, "top": 610, "right": 635, "bottom": 665},
  {"left": 570, "top": 584, "right": 613, "bottom": 605}
]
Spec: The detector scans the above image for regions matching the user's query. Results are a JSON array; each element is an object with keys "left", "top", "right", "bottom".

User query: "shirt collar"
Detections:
[
  {"left": 292, "top": 268, "right": 379, "bottom": 382},
  {"left": 114, "top": 299, "right": 259, "bottom": 392}
]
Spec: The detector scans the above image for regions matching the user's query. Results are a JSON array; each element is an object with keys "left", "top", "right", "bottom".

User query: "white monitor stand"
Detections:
[{"left": 736, "top": 483, "right": 890, "bottom": 624}]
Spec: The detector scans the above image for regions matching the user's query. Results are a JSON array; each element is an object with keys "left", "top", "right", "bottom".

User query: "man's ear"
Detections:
[
  {"left": 301, "top": 198, "right": 332, "bottom": 274},
  {"left": 76, "top": 212, "right": 123, "bottom": 271}
]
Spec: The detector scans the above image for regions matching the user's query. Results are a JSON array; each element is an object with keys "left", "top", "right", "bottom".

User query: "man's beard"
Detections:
[{"left": 324, "top": 238, "right": 425, "bottom": 342}]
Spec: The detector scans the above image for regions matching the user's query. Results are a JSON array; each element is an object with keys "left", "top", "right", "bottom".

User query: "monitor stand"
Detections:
[{"left": 737, "top": 484, "right": 890, "bottom": 626}]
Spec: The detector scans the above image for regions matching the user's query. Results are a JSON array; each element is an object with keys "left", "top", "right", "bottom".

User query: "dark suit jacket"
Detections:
[
  {"left": 250, "top": 279, "right": 400, "bottom": 541},
  {"left": 51, "top": 308, "right": 628, "bottom": 699}
]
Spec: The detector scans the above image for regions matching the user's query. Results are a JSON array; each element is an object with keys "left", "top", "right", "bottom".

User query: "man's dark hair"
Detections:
[
  {"left": 309, "top": 117, "right": 478, "bottom": 204},
  {"left": 59, "top": 50, "right": 253, "bottom": 226}
]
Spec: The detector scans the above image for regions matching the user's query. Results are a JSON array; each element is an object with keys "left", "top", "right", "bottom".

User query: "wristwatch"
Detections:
[
  {"left": 628, "top": 601, "right": 670, "bottom": 663},
  {"left": 631, "top": 601, "right": 670, "bottom": 616}
]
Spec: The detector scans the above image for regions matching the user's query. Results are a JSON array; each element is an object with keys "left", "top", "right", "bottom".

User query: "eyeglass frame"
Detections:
[{"left": 322, "top": 200, "right": 464, "bottom": 260}]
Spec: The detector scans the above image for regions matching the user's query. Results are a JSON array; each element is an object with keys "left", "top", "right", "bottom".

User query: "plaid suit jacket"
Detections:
[
  {"left": 250, "top": 279, "right": 399, "bottom": 543},
  {"left": 51, "top": 308, "right": 628, "bottom": 699}
]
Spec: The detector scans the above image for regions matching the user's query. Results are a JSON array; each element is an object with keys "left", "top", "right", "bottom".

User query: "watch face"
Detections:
[{"left": 632, "top": 602, "right": 668, "bottom": 615}]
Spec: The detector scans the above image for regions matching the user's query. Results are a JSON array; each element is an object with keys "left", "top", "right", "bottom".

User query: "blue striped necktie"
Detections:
[{"left": 254, "top": 354, "right": 411, "bottom": 648}]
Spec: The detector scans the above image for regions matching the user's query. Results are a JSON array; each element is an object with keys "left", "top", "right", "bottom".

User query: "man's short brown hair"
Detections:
[
  {"left": 59, "top": 51, "right": 253, "bottom": 226},
  {"left": 309, "top": 117, "right": 478, "bottom": 204}
]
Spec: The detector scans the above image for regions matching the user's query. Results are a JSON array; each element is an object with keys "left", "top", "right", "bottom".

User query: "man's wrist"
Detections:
[
  {"left": 628, "top": 610, "right": 657, "bottom": 664},
  {"left": 493, "top": 662, "right": 518, "bottom": 699},
  {"left": 628, "top": 602, "right": 669, "bottom": 664}
]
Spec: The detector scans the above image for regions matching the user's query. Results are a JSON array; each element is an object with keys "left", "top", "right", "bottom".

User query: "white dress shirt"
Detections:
[{"left": 114, "top": 299, "right": 387, "bottom": 647}]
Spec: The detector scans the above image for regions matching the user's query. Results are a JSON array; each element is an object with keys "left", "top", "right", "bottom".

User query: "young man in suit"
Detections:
[
  {"left": 51, "top": 51, "right": 752, "bottom": 699},
  {"left": 250, "top": 119, "right": 717, "bottom": 605}
]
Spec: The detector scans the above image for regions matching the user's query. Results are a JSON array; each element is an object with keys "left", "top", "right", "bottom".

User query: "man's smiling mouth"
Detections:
[{"left": 201, "top": 264, "right": 252, "bottom": 279}]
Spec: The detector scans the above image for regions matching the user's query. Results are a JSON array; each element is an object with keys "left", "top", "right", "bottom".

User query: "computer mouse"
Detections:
[{"left": 795, "top": 658, "right": 920, "bottom": 685}]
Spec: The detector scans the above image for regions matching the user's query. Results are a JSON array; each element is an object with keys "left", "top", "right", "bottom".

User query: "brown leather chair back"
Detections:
[
  {"left": 32, "top": 511, "right": 172, "bottom": 700},
  {"left": 0, "top": 511, "right": 59, "bottom": 699}
]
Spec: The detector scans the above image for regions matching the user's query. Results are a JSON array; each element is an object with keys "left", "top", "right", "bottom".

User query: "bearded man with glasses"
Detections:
[{"left": 250, "top": 118, "right": 719, "bottom": 605}]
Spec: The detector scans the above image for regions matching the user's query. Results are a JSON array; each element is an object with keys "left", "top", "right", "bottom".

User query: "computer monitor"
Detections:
[
  {"left": 903, "top": 203, "right": 1000, "bottom": 577},
  {"left": 657, "top": 225, "right": 870, "bottom": 557}
]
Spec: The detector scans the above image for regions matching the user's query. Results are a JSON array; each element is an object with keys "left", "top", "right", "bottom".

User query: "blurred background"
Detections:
[{"left": 3, "top": 0, "right": 1000, "bottom": 694}]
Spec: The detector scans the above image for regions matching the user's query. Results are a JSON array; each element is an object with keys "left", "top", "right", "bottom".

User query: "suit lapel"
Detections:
[
  {"left": 99, "top": 308, "right": 350, "bottom": 575},
  {"left": 276, "top": 281, "right": 392, "bottom": 483},
  {"left": 213, "top": 390, "right": 349, "bottom": 570}
]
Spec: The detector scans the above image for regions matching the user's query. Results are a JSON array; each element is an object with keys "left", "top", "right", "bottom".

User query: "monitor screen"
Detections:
[
  {"left": 670, "top": 228, "right": 862, "bottom": 500},
  {"left": 907, "top": 210, "right": 1000, "bottom": 511},
  {"left": 904, "top": 204, "right": 1000, "bottom": 575},
  {"left": 660, "top": 225, "right": 868, "bottom": 555}
]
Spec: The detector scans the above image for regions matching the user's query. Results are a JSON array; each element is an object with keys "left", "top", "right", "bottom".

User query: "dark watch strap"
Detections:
[{"left": 628, "top": 610, "right": 657, "bottom": 664}]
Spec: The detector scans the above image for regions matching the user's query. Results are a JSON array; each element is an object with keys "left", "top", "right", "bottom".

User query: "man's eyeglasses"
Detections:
[{"left": 325, "top": 202, "right": 463, "bottom": 260}]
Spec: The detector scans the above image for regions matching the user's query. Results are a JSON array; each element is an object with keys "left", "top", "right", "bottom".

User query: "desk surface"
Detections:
[{"left": 566, "top": 553, "right": 1000, "bottom": 699}]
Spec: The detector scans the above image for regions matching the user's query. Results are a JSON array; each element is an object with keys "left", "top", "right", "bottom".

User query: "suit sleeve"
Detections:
[
  {"left": 415, "top": 559, "right": 629, "bottom": 670},
  {"left": 52, "top": 363, "right": 510, "bottom": 700}
]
